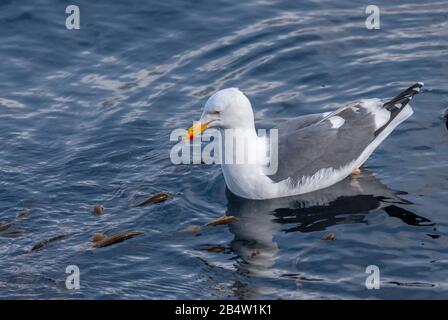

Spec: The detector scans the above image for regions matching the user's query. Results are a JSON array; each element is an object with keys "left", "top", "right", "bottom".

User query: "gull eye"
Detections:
[{"left": 212, "top": 110, "right": 221, "bottom": 115}]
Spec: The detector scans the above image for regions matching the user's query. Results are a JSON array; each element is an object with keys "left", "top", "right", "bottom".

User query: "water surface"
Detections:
[{"left": 0, "top": 0, "right": 448, "bottom": 299}]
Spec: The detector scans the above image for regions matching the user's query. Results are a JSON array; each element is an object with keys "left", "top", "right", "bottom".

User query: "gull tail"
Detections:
[{"left": 383, "top": 82, "right": 424, "bottom": 111}]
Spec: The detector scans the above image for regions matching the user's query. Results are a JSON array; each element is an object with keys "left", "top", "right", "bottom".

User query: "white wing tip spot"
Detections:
[{"left": 329, "top": 116, "right": 345, "bottom": 128}]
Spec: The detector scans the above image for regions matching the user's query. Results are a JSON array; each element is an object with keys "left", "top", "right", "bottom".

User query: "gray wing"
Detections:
[
  {"left": 269, "top": 83, "right": 423, "bottom": 184},
  {"left": 276, "top": 112, "right": 330, "bottom": 133},
  {"left": 269, "top": 102, "right": 378, "bottom": 183}
]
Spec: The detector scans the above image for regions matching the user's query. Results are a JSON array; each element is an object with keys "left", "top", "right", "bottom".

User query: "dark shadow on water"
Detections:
[
  {"left": 223, "top": 170, "right": 432, "bottom": 297},
  {"left": 226, "top": 170, "right": 431, "bottom": 236}
]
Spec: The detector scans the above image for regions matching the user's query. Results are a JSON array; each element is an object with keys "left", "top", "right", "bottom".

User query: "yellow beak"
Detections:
[{"left": 185, "top": 120, "right": 211, "bottom": 141}]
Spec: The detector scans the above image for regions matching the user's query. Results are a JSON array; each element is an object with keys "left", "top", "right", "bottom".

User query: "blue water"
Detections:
[{"left": 1, "top": 0, "right": 447, "bottom": 299}]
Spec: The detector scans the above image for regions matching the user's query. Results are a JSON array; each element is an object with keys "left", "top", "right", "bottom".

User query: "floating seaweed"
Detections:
[
  {"left": 0, "top": 222, "right": 13, "bottom": 232},
  {"left": 322, "top": 233, "right": 335, "bottom": 241},
  {"left": 92, "top": 233, "right": 104, "bottom": 243},
  {"left": 91, "top": 205, "right": 104, "bottom": 215},
  {"left": 0, "top": 228, "right": 25, "bottom": 238},
  {"left": 92, "top": 231, "right": 144, "bottom": 248},
  {"left": 206, "top": 214, "right": 236, "bottom": 227},
  {"left": 0, "top": 209, "right": 29, "bottom": 237},
  {"left": 135, "top": 192, "right": 170, "bottom": 207},
  {"left": 0, "top": 208, "right": 29, "bottom": 233},
  {"left": 30, "top": 234, "right": 66, "bottom": 252},
  {"left": 16, "top": 208, "right": 30, "bottom": 219},
  {"left": 177, "top": 225, "right": 202, "bottom": 233}
]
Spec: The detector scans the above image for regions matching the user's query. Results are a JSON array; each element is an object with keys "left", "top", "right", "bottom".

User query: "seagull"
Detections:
[{"left": 186, "top": 83, "right": 424, "bottom": 200}]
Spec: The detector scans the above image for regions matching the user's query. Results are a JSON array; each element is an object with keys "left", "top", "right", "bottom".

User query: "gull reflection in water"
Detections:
[{"left": 224, "top": 170, "right": 432, "bottom": 297}]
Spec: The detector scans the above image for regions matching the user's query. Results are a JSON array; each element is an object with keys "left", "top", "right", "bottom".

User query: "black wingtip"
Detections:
[
  {"left": 374, "top": 83, "right": 424, "bottom": 137},
  {"left": 383, "top": 82, "right": 424, "bottom": 111}
]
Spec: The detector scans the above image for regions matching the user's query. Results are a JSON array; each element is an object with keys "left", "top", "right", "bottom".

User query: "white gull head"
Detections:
[
  {"left": 199, "top": 88, "right": 255, "bottom": 130},
  {"left": 188, "top": 88, "right": 279, "bottom": 200}
]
